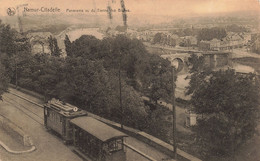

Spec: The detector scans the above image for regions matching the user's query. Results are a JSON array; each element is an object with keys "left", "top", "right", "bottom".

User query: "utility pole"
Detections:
[
  {"left": 119, "top": 51, "right": 123, "bottom": 129},
  {"left": 15, "top": 58, "right": 18, "bottom": 89},
  {"left": 172, "top": 66, "right": 177, "bottom": 160}
]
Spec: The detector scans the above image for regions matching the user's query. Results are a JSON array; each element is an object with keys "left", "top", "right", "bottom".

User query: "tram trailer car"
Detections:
[
  {"left": 44, "top": 98, "right": 88, "bottom": 143},
  {"left": 70, "top": 116, "right": 128, "bottom": 161}
]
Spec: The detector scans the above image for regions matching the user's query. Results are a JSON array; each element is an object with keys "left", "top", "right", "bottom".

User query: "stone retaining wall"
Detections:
[
  {"left": 9, "top": 84, "right": 45, "bottom": 101},
  {"left": 0, "top": 115, "right": 33, "bottom": 146}
]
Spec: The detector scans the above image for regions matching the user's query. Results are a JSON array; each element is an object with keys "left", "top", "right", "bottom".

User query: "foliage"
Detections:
[
  {"left": 186, "top": 53, "right": 260, "bottom": 157},
  {"left": 64, "top": 34, "right": 73, "bottom": 57},
  {"left": 0, "top": 20, "right": 16, "bottom": 56},
  {"left": 67, "top": 34, "right": 173, "bottom": 103},
  {"left": 54, "top": 56, "right": 149, "bottom": 129},
  {"left": 0, "top": 62, "right": 9, "bottom": 100},
  {"left": 197, "top": 27, "right": 227, "bottom": 42},
  {"left": 138, "top": 54, "right": 173, "bottom": 103},
  {"left": 152, "top": 33, "right": 176, "bottom": 47},
  {"left": 68, "top": 35, "right": 101, "bottom": 58},
  {"left": 170, "top": 28, "right": 197, "bottom": 37},
  {"left": 225, "top": 24, "right": 248, "bottom": 33},
  {"left": 153, "top": 33, "right": 163, "bottom": 44},
  {"left": 0, "top": 20, "right": 17, "bottom": 98},
  {"left": 48, "top": 35, "right": 61, "bottom": 57},
  {"left": 185, "top": 54, "right": 211, "bottom": 96},
  {"left": 115, "top": 25, "right": 127, "bottom": 32},
  {"left": 144, "top": 105, "right": 172, "bottom": 141},
  {"left": 188, "top": 68, "right": 259, "bottom": 157},
  {"left": 3, "top": 28, "right": 174, "bottom": 139}
]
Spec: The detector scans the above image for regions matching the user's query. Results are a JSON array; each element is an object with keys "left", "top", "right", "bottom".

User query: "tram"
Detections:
[
  {"left": 44, "top": 98, "right": 88, "bottom": 143},
  {"left": 44, "top": 98, "right": 128, "bottom": 161}
]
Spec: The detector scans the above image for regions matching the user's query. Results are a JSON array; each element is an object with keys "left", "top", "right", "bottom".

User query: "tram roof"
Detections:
[{"left": 70, "top": 116, "right": 127, "bottom": 142}]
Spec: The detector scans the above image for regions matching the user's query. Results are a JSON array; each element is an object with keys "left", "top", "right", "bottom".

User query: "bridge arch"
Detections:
[{"left": 172, "top": 58, "right": 184, "bottom": 73}]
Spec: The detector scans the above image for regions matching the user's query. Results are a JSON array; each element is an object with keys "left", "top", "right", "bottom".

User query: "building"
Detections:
[
  {"left": 199, "top": 32, "right": 245, "bottom": 51},
  {"left": 251, "top": 33, "right": 260, "bottom": 43},
  {"left": 250, "top": 33, "right": 260, "bottom": 54},
  {"left": 185, "top": 109, "right": 197, "bottom": 127}
]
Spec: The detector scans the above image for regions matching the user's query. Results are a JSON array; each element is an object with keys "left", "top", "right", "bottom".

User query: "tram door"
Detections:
[{"left": 74, "top": 127, "right": 80, "bottom": 147}]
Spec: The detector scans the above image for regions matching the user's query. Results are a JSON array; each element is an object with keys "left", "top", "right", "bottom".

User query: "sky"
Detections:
[{"left": 0, "top": 0, "right": 259, "bottom": 17}]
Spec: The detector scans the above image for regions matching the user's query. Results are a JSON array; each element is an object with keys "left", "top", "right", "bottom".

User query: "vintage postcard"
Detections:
[{"left": 0, "top": 0, "right": 259, "bottom": 161}]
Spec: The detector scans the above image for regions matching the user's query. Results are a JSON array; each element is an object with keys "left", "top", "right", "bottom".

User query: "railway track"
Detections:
[{"left": 3, "top": 94, "right": 44, "bottom": 125}]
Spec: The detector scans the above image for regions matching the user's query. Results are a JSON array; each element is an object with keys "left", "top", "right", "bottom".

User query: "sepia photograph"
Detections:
[{"left": 0, "top": 0, "right": 259, "bottom": 161}]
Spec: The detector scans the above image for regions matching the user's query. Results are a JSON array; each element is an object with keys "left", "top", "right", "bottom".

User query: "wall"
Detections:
[{"left": 0, "top": 115, "right": 33, "bottom": 146}]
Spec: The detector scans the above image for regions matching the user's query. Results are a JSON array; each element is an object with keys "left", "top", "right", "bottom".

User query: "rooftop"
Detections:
[
  {"left": 46, "top": 98, "right": 87, "bottom": 117},
  {"left": 70, "top": 116, "right": 127, "bottom": 142}
]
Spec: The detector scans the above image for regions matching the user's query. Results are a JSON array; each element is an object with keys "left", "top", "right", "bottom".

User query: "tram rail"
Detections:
[{"left": 5, "top": 90, "right": 171, "bottom": 161}]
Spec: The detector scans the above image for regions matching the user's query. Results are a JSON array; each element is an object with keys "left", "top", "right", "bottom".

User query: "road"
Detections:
[
  {"left": 0, "top": 93, "right": 82, "bottom": 161},
  {"left": 0, "top": 88, "right": 170, "bottom": 161}
]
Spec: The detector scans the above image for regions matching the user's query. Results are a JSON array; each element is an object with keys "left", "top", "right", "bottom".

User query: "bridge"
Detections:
[{"left": 145, "top": 43, "right": 232, "bottom": 73}]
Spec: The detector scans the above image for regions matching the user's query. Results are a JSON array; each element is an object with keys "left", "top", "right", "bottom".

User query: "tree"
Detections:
[
  {"left": 0, "top": 21, "right": 16, "bottom": 56},
  {"left": 0, "top": 20, "right": 30, "bottom": 92},
  {"left": 226, "top": 24, "right": 247, "bottom": 33},
  {"left": 138, "top": 54, "right": 173, "bottom": 103},
  {"left": 48, "top": 35, "right": 61, "bottom": 57},
  {"left": 68, "top": 35, "right": 100, "bottom": 58},
  {"left": 197, "top": 27, "right": 227, "bottom": 42},
  {"left": 55, "top": 56, "right": 148, "bottom": 129},
  {"left": 0, "top": 62, "right": 9, "bottom": 100},
  {"left": 64, "top": 34, "right": 72, "bottom": 57},
  {"left": 115, "top": 25, "right": 127, "bottom": 32},
  {"left": 153, "top": 33, "right": 163, "bottom": 44},
  {"left": 188, "top": 69, "right": 259, "bottom": 157},
  {"left": 185, "top": 54, "right": 211, "bottom": 96}
]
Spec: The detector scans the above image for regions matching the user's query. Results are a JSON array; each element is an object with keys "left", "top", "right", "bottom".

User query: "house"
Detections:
[
  {"left": 199, "top": 33, "right": 244, "bottom": 51},
  {"left": 251, "top": 37, "right": 260, "bottom": 54},
  {"left": 199, "top": 41, "right": 211, "bottom": 51},
  {"left": 223, "top": 32, "right": 244, "bottom": 49},
  {"left": 251, "top": 33, "right": 260, "bottom": 43}
]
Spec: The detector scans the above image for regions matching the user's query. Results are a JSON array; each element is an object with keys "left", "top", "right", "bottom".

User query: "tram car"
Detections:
[
  {"left": 44, "top": 98, "right": 88, "bottom": 143},
  {"left": 70, "top": 116, "right": 128, "bottom": 161}
]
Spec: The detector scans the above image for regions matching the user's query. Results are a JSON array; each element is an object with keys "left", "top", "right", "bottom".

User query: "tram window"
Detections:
[
  {"left": 108, "top": 139, "right": 123, "bottom": 152},
  {"left": 102, "top": 143, "right": 109, "bottom": 154},
  {"left": 117, "top": 139, "right": 122, "bottom": 149},
  {"left": 109, "top": 141, "right": 116, "bottom": 152}
]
